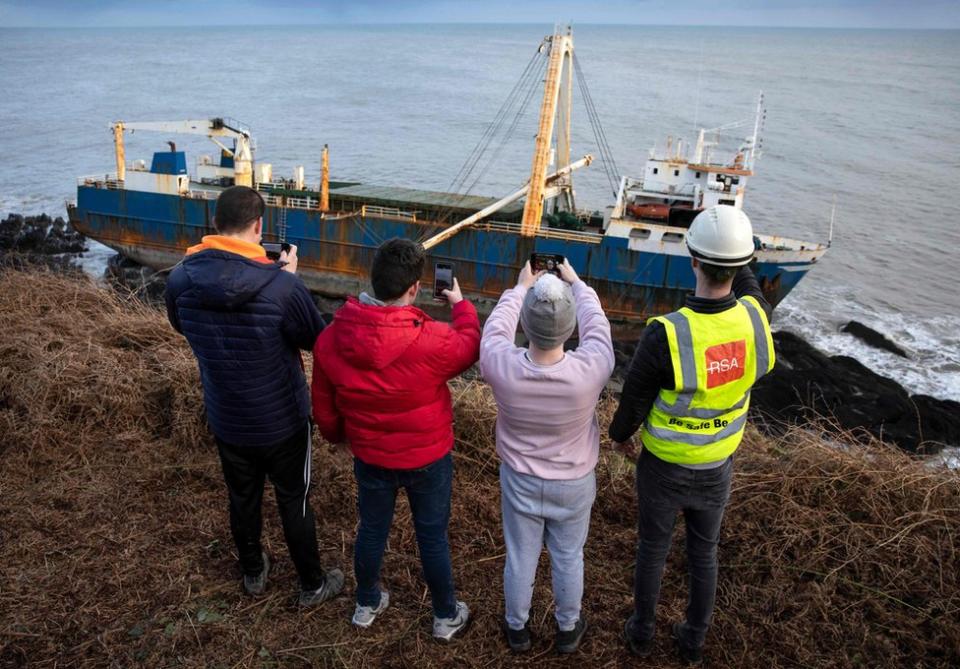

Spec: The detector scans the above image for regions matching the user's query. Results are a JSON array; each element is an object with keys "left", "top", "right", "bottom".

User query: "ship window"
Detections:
[
  {"left": 662, "top": 232, "right": 684, "bottom": 243},
  {"left": 719, "top": 199, "right": 735, "bottom": 206},
  {"left": 674, "top": 169, "right": 680, "bottom": 177},
  {"left": 652, "top": 167, "right": 659, "bottom": 175},
  {"left": 629, "top": 227, "right": 651, "bottom": 240},
  {"left": 695, "top": 171, "right": 701, "bottom": 178}
]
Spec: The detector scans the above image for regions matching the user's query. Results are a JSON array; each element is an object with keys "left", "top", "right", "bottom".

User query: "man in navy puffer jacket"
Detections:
[{"left": 165, "top": 185, "right": 343, "bottom": 606}]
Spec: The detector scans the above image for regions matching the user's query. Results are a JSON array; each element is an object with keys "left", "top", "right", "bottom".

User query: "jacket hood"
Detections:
[
  {"left": 181, "top": 249, "right": 281, "bottom": 309},
  {"left": 186, "top": 235, "right": 273, "bottom": 262},
  {"left": 332, "top": 297, "right": 429, "bottom": 370}
]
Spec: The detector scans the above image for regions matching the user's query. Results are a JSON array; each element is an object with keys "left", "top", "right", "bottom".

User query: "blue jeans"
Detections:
[
  {"left": 628, "top": 448, "right": 733, "bottom": 650},
  {"left": 353, "top": 452, "right": 457, "bottom": 618}
]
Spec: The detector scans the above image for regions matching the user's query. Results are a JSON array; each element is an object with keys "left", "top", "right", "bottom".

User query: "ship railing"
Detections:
[
  {"left": 287, "top": 195, "right": 319, "bottom": 210},
  {"left": 77, "top": 174, "right": 124, "bottom": 190},
  {"left": 478, "top": 220, "right": 604, "bottom": 244},
  {"left": 260, "top": 193, "right": 321, "bottom": 210},
  {"left": 185, "top": 190, "right": 219, "bottom": 201},
  {"left": 360, "top": 204, "right": 418, "bottom": 222}
]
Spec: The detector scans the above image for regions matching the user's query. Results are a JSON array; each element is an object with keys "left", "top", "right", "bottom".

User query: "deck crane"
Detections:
[
  {"left": 422, "top": 27, "right": 593, "bottom": 250},
  {"left": 111, "top": 117, "right": 254, "bottom": 187}
]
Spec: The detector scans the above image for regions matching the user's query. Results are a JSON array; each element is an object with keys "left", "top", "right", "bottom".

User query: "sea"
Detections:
[{"left": 1, "top": 24, "right": 958, "bottom": 401}]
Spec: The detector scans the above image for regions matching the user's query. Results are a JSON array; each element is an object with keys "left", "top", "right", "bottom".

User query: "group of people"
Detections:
[{"left": 165, "top": 185, "right": 774, "bottom": 664}]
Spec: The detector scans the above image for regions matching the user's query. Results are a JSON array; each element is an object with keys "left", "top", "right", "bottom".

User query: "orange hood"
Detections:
[{"left": 185, "top": 235, "right": 272, "bottom": 263}]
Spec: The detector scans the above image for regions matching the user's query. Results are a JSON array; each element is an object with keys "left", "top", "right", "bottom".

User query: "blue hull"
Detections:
[{"left": 70, "top": 185, "right": 813, "bottom": 331}]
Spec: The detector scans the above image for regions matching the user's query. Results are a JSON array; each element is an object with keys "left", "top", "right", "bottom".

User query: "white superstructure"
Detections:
[{"left": 610, "top": 93, "right": 766, "bottom": 225}]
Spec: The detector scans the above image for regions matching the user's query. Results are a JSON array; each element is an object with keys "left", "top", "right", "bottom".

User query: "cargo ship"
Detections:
[{"left": 67, "top": 29, "right": 828, "bottom": 332}]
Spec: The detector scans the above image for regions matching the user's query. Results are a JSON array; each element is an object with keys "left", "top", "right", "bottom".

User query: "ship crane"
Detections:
[
  {"left": 423, "top": 27, "right": 612, "bottom": 250},
  {"left": 111, "top": 117, "right": 254, "bottom": 187}
]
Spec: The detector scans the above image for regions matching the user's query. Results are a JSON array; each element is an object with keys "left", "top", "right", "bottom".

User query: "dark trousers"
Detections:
[
  {"left": 353, "top": 452, "right": 457, "bottom": 619},
  {"left": 629, "top": 448, "right": 733, "bottom": 649},
  {"left": 215, "top": 422, "right": 324, "bottom": 591}
]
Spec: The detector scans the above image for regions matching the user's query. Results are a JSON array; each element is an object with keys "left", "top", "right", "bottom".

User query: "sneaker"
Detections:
[
  {"left": 503, "top": 621, "right": 532, "bottom": 653},
  {"left": 243, "top": 551, "right": 270, "bottom": 596},
  {"left": 624, "top": 614, "right": 654, "bottom": 657},
  {"left": 298, "top": 568, "right": 345, "bottom": 607},
  {"left": 352, "top": 590, "right": 390, "bottom": 628},
  {"left": 672, "top": 622, "right": 704, "bottom": 666},
  {"left": 432, "top": 601, "right": 470, "bottom": 642},
  {"left": 555, "top": 617, "right": 588, "bottom": 654}
]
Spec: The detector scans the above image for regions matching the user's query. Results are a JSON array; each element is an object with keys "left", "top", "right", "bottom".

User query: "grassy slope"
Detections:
[{"left": 0, "top": 268, "right": 957, "bottom": 668}]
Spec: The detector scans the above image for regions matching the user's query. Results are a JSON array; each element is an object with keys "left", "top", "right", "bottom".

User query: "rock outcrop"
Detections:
[
  {"left": 841, "top": 320, "right": 909, "bottom": 358},
  {"left": 0, "top": 213, "right": 86, "bottom": 255},
  {"left": 752, "top": 331, "right": 960, "bottom": 453}
]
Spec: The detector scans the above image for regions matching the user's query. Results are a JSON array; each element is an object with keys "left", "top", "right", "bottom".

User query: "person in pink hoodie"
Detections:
[{"left": 479, "top": 259, "right": 615, "bottom": 654}]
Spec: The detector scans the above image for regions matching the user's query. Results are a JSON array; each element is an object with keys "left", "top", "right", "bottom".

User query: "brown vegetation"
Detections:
[{"left": 0, "top": 267, "right": 958, "bottom": 668}]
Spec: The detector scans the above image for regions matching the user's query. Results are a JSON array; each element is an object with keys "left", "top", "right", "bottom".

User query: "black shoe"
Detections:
[
  {"left": 556, "top": 618, "right": 587, "bottom": 654},
  {"left": 242, "top": 551, "right": 269, "bottom": 596},
  {"left": 672, "top": 622, "right": 704, "bottom": 666},
  {"left": 503, "top": 622, "right": 532, "bottom": 653},
  {"left": 624, "top": 614, "right": 654, "bottom": 657}
]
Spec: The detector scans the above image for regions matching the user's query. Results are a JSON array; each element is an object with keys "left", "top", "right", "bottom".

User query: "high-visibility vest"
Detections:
[{"left": 640, "top": 296, "right": 775, "bottom": 465}]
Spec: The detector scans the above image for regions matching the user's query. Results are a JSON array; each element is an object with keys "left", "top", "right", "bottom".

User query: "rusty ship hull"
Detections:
[{"left": 69, "top": 182, "right": 820, "bottom": 332}]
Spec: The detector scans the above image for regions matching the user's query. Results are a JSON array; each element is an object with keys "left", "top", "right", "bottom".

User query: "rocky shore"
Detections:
[
  {"left": 0, "top": 213, "right": 87, "bottom": 270},
  {"left": 4, "top": 212, "right": 958, "bottom": 456}
]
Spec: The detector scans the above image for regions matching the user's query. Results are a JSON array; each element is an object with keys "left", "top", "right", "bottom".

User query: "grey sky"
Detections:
[{"left": 1, "top": 0, "right": 958, "bottom": 29}]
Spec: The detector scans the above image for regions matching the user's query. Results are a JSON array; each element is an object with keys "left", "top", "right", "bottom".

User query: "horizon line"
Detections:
[{"left": 2, "top": 22, "right": 959, "bottom": 30}]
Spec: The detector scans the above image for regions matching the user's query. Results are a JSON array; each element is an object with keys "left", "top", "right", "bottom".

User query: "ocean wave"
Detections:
[{"left": 776, "top": 291, "right": 960, "bottom": 402}]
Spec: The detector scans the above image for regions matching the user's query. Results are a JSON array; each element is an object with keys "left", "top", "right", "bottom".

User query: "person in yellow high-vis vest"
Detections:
[{"left": 609, "top": 205, "right": 775, "bottom": 666}]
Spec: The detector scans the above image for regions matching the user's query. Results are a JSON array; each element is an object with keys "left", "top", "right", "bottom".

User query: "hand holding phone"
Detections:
[
  {"left": 433, "top": 262, "right": 454, "bottom": 301},
  {"left": 262, "top": 242, "right": 291, "bottom": 261},
  {"left": 530, "top": 253, "right": 564, "bottom": 278},
  {"left": 278, "top": 244, "right": 298, "bottom": 273},
  {"left": 263, "top": 242, "right": 297, "bottom": 272},
  {"left": 442, "top": 277, "right": 463, "bottom": 306},
  {"left": 557, "top": 258, "right": 579, "bottom": 285},
  {"left": 517, "top": 261, "right": 538, "bottom": 289}
]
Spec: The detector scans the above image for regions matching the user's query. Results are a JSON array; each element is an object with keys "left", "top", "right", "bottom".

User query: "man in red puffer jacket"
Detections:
[{"left": 312, "top": 237, "right": 480, "bottom": 641}]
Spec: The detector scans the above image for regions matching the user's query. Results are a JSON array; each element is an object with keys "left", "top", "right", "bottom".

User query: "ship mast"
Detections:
[{"left": 520, "top": 28, "right": 575, "bottom": 237}]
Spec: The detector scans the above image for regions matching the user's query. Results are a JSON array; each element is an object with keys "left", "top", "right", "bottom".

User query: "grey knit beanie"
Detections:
[{"left": 519, "top": 274, "right": 576, "bottom": 349}]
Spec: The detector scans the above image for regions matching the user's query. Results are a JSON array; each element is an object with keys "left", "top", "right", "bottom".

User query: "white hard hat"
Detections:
[{"left": 686, "top": 205, "right": 755, "bottom": 267}]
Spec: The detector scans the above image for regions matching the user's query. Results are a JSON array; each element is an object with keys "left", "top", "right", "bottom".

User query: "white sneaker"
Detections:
[
  {"left": 352, "top": 590, "right": 390, "bottom": 628},
  {"left": 432, "top": 601, "right": 470, "bottom": 642}
]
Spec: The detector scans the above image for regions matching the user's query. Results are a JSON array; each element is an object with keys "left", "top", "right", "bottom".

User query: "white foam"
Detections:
[
  {"left": 931, "top": 447, "right": 960, "bottom": 470},
  {"left": 75, "top": 239, "right": 115, "bottom": 278},
  {"left": 776, "top": 287, "right": 960, "bottom": 402}
]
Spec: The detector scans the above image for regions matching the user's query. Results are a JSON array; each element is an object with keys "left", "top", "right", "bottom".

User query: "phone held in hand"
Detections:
[
  {"left": 434, "top": 262, "right": 454, "bottom": 300},
  {"left": 530, "top": 252, "right": 564, "bottom": 277},
  {"left": 262, "top": 242, "right": 292, "bottom": 262}
]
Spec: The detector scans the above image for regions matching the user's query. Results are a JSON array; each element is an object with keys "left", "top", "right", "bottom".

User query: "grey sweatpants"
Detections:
[{"left": 500, "top": 462, "right": 596, "bottom": 631}]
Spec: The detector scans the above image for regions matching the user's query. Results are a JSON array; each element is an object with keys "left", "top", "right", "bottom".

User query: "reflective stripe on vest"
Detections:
[{"left": 640, "top": 296, "right": 775, "bottom": 465}]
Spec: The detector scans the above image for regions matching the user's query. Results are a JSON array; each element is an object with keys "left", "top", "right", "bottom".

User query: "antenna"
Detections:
[{"left": 828, "top": 194, "right": 837, "bottom": 247}]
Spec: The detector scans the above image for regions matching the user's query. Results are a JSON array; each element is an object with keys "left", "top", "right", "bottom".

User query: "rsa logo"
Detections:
[{"left": 704, "top": 340, "right": 746, "bottom": 388}]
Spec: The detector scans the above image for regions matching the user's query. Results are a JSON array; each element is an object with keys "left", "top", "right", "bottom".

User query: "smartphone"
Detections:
[
  {"left": 434, "top": 262, "right": 454, "bottom": 300},
  {"left": 530, "top": 252, "right": 564, "bottom": 277},
  {"left": 262, "top": 242, "right": 291, "bottom": 261}
]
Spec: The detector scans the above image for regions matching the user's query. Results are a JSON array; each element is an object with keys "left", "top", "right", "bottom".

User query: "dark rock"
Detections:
[
  {"left": 841, "top": 320, "right": 909, "bottom": 358},
  {"left": 751, "top": 331, "right": 960, "bottom": 453},
  {"left": 106, "top": 254, "right": 167, "bottom": 304},
  {"left": 0, "top": 213, "right": 86, "bottom": 255}
]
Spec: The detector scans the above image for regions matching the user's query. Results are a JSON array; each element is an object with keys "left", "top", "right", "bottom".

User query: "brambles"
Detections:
[{"left": 0, "top": 267, "right": 958, "bottom": 667}]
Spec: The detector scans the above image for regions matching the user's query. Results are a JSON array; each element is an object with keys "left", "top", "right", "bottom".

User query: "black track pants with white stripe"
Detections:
[{"left": 216, "top": 421, "right": 325, "bottom": 591}]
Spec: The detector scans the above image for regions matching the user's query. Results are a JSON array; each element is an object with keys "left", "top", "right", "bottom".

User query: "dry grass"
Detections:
[{"left": 0, "top": 266, "right": 958, "bottom": 668}]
